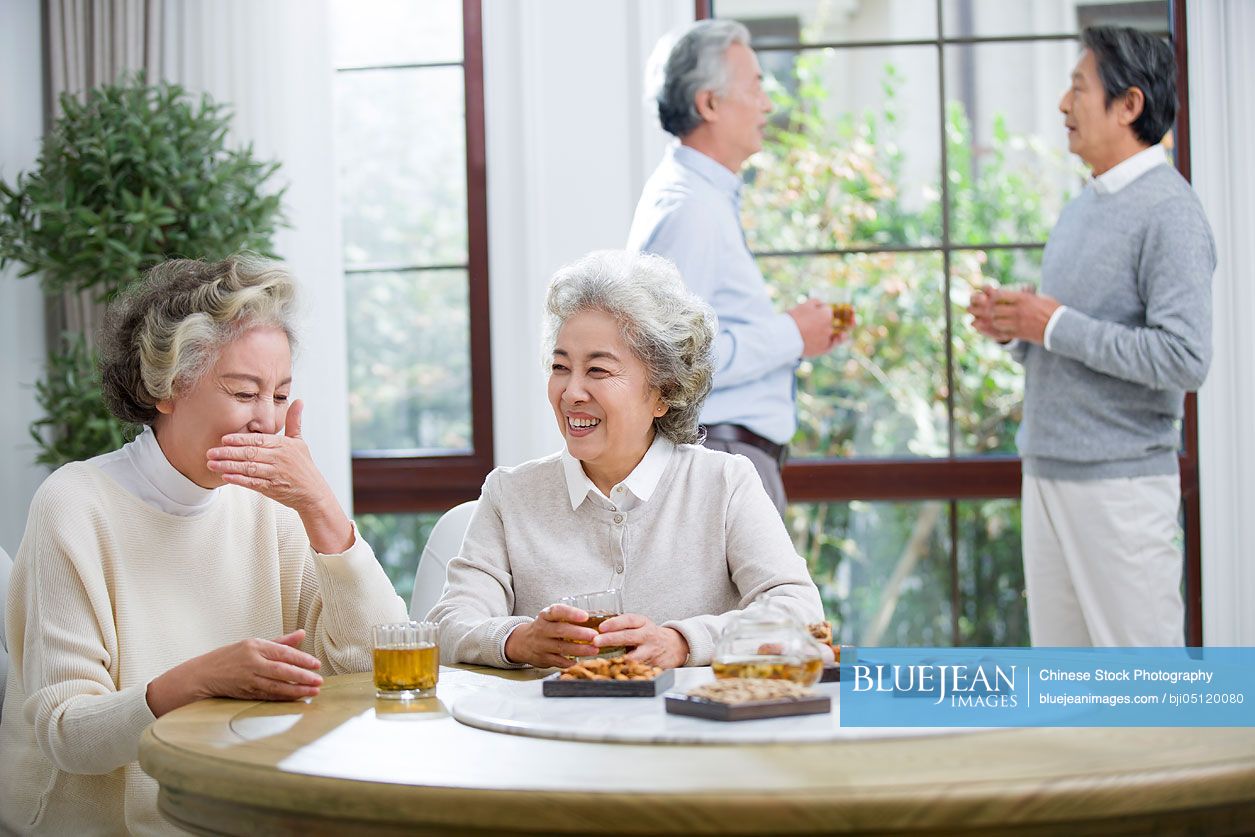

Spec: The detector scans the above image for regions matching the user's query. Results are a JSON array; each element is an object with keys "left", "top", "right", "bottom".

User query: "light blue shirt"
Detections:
[{"left": 627, "top": 144, "right": 803, "bottom": 444}]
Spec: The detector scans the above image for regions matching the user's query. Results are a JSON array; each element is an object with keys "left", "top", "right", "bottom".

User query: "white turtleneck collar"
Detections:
[{"left": 89, "top": 426, "right": 221, "bottom": 516}]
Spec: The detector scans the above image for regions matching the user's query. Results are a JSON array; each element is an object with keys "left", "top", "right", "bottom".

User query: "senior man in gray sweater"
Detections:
[{"left": 969, "top": 25, "right": 1214, "bottom": 647}]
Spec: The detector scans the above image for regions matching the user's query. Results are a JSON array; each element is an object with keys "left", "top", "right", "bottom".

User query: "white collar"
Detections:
[
  {"left": 560, "top": 434, "right": 675, "bottom": 511},
  {"left": 1092, "top": 144, "right": 1167, "bottom": 195},
  {"left": 127, "top": 426, "right": 220, "bottom": 510}
]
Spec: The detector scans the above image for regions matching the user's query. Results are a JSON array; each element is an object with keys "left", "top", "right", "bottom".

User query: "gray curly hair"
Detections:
[
  {"left": 100, "top": 253, "right": 299, "bottom": 424},
  {"left": 647, "top": 19, "right": 751, "bottom": 138},
  {"left": 543, "top": 250, "right": 716, "bottom": 445}
]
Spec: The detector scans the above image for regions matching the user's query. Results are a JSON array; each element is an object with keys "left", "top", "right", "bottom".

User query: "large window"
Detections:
[
  {"left": 708, "top": 0, "right": 1197, "bottom": 644},
  {"left": 333, "top": 0, "right": 491, "bottom": 593}
]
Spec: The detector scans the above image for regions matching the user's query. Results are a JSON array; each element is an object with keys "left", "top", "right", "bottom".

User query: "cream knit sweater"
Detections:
[
  {"left": 430, "top": 444, "right": 824, "bottom": 668},
  {"left": 0, "top": 463, "right": 407, "bottom": 835}
]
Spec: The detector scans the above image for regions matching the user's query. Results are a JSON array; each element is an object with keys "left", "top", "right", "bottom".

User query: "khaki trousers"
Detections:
[{"left": 1021, "top": 473, "right": 1184, "bottom": 646}]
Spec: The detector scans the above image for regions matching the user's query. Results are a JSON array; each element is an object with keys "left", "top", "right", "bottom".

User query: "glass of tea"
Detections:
[
  {"left": 372, "top": 621, "right": 439, "bottom": 700},
  {"left": 711, "top": 602, "right": 825, "bottom": 686},
  {"left": 830, "top": 301, "right": 856, "bottom": 337},
  {"left": 557, "top": 588, "right": 625, "bottom": 657}
]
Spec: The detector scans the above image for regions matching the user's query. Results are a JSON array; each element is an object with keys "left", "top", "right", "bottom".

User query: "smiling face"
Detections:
[
  {"left": 548, "top": 309, "right": 667, "bottom": 491},
  {"left": 153, "top": 325, "right": 293, "bottom": 488}
]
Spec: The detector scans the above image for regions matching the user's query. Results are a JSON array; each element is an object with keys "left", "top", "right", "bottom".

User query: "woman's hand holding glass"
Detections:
[
  {"left": 205, "top": 399, "right": 353, "bottom": 554},
  {"left": 594, "top": 613, "right": 689, "bottom": 668},
  {"left": 504, "top": 604, "right": 602, "bottom": 668},
  {"left": 145, "top": 629, "right": 323, "bottom": 718}
]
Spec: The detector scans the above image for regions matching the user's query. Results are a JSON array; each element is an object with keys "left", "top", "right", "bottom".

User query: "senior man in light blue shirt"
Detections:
[{"left": 628, "top": 19, "right": 847, "bottom": 514}]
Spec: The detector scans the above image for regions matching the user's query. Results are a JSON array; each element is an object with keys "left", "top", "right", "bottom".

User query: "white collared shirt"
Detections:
[
  {"left": 1030, "top": 145, "right": 1169, "bottom": 351},
  {"left": 89, "top": 426, "right": 220, "bottom": 516},
  {"left": 1091, "top": 143, "right": 1168, "bottom": 195},
  {"left": 560, "top": 434, "right": 676, "bottom": 512}
]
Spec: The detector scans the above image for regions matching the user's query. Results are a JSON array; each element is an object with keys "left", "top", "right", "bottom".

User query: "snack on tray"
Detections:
[
  {"left": 686, "top": 678, "right": 815, "bottom": 705},
  {"left": 807, "top": 621, "right": 840, "bottom": 663},
  {"left": 559, "top": 656, "right": 663, "bottom": 681}
]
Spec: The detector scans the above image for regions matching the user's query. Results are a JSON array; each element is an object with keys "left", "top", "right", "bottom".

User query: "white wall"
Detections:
[
  {"left": 0, "top": 0, "right": 48, "bottom": 556},
  {"left": 483, "top": 0, "right": 690, "bottom": 468}
]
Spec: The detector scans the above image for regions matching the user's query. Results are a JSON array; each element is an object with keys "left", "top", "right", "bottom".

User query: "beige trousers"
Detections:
[{"left": 1021, "top": 473, "right": 1184, "bottom": 646}]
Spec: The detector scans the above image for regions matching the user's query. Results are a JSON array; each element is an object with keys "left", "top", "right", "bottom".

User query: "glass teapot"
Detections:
[{"left": 711, "top": 601, "right": 826, "bottom": 686}]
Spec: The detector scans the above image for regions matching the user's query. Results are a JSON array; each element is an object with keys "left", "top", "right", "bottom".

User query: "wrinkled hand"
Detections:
[
  {"left": 595, "top": 613, "right": 689, "bottom": 669},
  {"left": 968, "top": 286, "right": 1003, "bottom": 340},
  {"left": 207, "top": 400, "right": 329, "bottom": 510},
  {"left": 504, "top": 604, "right": 601, "bottom": 669},
  {"left": 969, "top": 286, "right": 1060, "bottom": 345},
  {"left": 146, "top": 629, "right": 323, "bottom": 717},
  {"left": 206, "top": 400, "right": 353, "bottom": 553},
  {"left": 788, "top": 299, "right": 846, "bottom": 357}
]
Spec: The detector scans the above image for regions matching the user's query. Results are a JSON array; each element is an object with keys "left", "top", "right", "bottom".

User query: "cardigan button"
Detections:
[
  {"left": 615, "top": 564, "right": 624, "bottom": 574},
  {"left": 613, "top": 513, "right": 624, "bottom": 524}
]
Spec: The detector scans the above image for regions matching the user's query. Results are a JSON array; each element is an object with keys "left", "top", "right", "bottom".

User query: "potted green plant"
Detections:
[{"left": 0, "top": 74, "right": 285, "bottom": 466}]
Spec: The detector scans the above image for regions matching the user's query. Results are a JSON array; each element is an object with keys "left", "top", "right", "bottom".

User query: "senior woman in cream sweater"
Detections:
[
  {"left": 0, "top": 255, "right": 406, "bottom": 835},
  {"left": 430, "top": 251, "right": 824, "bottom": 670}
]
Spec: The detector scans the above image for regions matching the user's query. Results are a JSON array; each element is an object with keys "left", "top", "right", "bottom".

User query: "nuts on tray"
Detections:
[
  {"left": 807, "top": 621, "right": 832, "bottom": 645},
  {"left": 687, "top": 678, "right": 815, "bottom": 704},
  {"left": 808, "top": 621, "right": 840, "bottom": 663},
  {"left": 559, "top": 656, "right": 663, "bottom": 681}
]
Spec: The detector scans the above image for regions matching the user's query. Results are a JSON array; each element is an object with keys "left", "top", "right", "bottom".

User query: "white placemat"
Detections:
[{"left": 450, "top": 667, "right": 983, "bottom": 745}]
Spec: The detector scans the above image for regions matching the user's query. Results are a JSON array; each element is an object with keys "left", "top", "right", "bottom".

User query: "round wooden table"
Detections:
[{"left": 138, "top": 666, "right": 1255, "bottom": 836}]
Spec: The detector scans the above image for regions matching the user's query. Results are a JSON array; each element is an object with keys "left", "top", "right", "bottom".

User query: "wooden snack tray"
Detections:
[
  {"left": 542, "top": 668, "right": 676, "bottom": 697},
  {"left": 664, "top": 692, "right": 832, "bottom": 722}
]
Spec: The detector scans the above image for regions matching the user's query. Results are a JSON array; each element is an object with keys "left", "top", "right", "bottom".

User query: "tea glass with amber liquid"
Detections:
[
  {"left": 712, "top": 656, "right": 824, "bottom": 685},
  {"left": 830, "top": 302, "right": 856, "bottom": 337},
  {"left": 372, "top": 621, "right": 439, "bottom": 700},
  {"left": 558, "top": 589, "right": 625, "bottom": 657},
  {"left": 711, "top": 603, "right": 826, "bottom": 687}
]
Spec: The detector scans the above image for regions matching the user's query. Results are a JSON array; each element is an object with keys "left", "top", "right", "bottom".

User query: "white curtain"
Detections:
[
  {"left": 1189, "top": 0, "right": 1255, "bottom": 645},
  {"left": 46, "top": 0, "right": 163, "bottom": 116},
  {"left": 43, "top": 0, "right": 163, "bottom": 348}
]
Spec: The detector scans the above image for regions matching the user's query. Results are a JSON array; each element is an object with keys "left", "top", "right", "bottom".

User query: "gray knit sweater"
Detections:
[
  {"left": 428, "top": 445, "right": 824, "bottom": 668},
  {"left": 1015, "top": 164, "right": 1215, "bottom": 480}
]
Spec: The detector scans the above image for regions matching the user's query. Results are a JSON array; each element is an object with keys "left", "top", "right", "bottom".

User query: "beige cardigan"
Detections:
[
  {"left": 429, "top": 444, "right": 823, "bottom": 668},
  {"left": 0, "top": 463, "right": 407, "bottom": 835}
]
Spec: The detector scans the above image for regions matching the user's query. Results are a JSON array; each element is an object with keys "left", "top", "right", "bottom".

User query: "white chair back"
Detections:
[{"left": 409, "top": 501, "right": 477, "bottom": 621}]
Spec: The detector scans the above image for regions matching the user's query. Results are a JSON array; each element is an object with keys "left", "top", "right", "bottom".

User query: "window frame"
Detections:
[
  {"left": 701, "top": 0, "right": 1201, "bottom": 643},
  {"left": 344, "top": 0, "right": 494, "bottom": 513}
]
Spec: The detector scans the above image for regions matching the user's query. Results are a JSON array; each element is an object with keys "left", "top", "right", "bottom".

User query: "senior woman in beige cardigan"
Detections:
[{"left": 430, "top": 250, "right": 823, "bottom": 669}]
